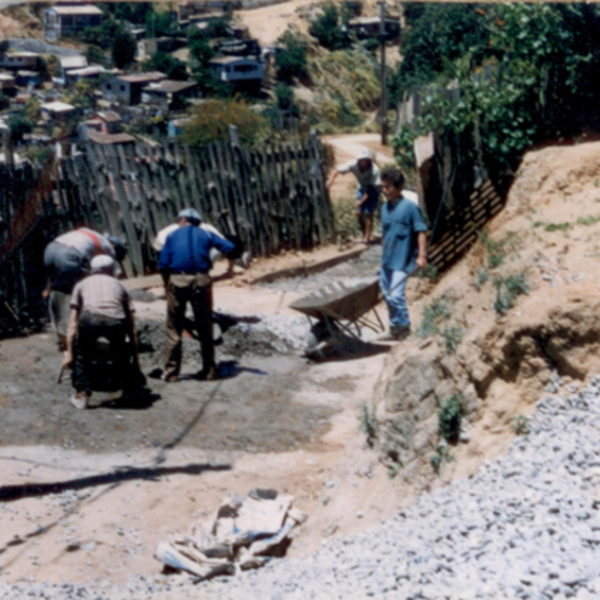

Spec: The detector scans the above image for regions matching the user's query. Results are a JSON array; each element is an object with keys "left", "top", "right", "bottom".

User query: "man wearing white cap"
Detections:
[
  {"left": 62, "top": 255, "right": 139, "bottom": 410},
  {"left": 159, "top": 208, "right": 235, "bottom": 382},
  {"left": 326, "top": 149, "right": 382, "bottom": 244}
]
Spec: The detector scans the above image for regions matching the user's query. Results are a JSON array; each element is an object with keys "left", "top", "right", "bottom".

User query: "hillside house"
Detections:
[
  {"left": 347, "top": 16, "right": 400, "bottom": 41},
  {"left": 0, "top": 52, "right": 41, "bottom": 72},
  {"left": 84, "top": 111, "right": 123, "bottom": 134},
  {"left": 0, "top": 74, "right": 16, "bottom": 98},
  {"left": 44, "top": 5, "right": 103, "bottom": 41},
  {"left": 41, "top": 101, "right": 76, "bottom": 124},
  {"left": 83, "top": 130, "right": 135, "bottom": 146},
  {"left": 137, "top": 37, "right": 187, "bottom": 61},
  {"left": 60, "top": 55, "right": 88, "bottom": 78},
  {"left": 65, "top": 66, "right": 112, "bottom": 87},
  {"left": 141, "top": 80, "right": 199, "bottom": 111},
  {"left": 101, "top": 72, "right": 166, "bottom": 105},
  {"left": 209, "top": 56, "right": 264, "bottom": 90},
  {"left": 15, "top": 70, "right": 44, "bottom": 88}
]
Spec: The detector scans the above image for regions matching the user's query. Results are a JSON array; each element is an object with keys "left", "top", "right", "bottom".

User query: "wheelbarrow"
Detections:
[{"left": 289, "top": 276, "right": 385, "bottom": 357}]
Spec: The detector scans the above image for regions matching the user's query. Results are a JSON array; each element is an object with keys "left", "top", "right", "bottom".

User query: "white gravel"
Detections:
[{"left": 3, "top": 374, "right": 600, "bottom": 599}]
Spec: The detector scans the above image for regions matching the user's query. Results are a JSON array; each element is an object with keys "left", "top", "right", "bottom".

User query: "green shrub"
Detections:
[
  {"left": 440, "top": 325, "right": 463, "bottom": 354},
  {"left": 276, "top": 30, "right": 308, "bottom": 83},
  {"left": 577, "top": 214, "right": 600, "bottom": 226},
  {"left": 181, "top": 99, "right": 270, "bottom": 147},
  {"left": 431, "top": 445, "right": 455, "bottom": 474},
  {"left": 417, "top": 297, "right": 451, "bottom": 338},
  {"left": 473, "top": 268, "right": 489, "bottom": 291},
  {"left": 438, "top": 393, "right": 463, "bottom": 444},
  {"left": 512, "top": 414, "right": 529, "bottom": 435},
  {"left": 309, "top": 3, "right": 353, "bottom": 51},
  {"left": 544, "top": 222, "right": 571, "bottom": 232},
  {"left": 493, "top": 271, "right": 530, "bottom": 315}
]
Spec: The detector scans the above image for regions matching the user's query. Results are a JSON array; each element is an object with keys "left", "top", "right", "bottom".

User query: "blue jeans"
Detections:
[{"left": 380, "top": 268, "right": 409, "bottom": 330}]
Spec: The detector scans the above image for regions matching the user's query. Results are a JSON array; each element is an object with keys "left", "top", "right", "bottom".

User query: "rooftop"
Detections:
[
  {"left": 41, "top": 101, "right": 75, "bottom": 113},
  {"left": 96, "top": 110, "right": 121, "bottom": 122},
  {"left": 116, "top": 72, "right": 166, "bottom": 84},
  {"left": 86, "top": 130, "right": 135, "bottom": 145},
  {"left": 60, "top": 56, "right": 88, "bottom": 70},
  {"left": 210, "top": 56, "right": 259, "bottom": 65},
  {"left": 47, "top": 5, "right": 103, "bottom": 15},
  {"left": 143, "top": 80, "right": 197, "bottom": 94}
]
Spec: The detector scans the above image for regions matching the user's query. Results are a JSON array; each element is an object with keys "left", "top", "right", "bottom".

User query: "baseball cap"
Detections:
[{"left": 178, "top": 208, "right": 202, "bottom": 222}]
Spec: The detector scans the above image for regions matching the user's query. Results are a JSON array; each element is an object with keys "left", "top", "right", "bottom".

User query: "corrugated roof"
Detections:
[
  {"left": 96, "top": 110, "right": 122, "bottom": 122},
  {"left": 60, "top": 56, "right": 88, "bottom": 70},
  {"left": 210, "top": 56, "right": 256, "bottom": 65},
  {"left": 143, "top": 80, "right": 197, "bottom": 94},
  {"left": 67, "top": 66, "right": 109, "bottom": 77},
  {"left": 41, "top": 101, "right": 75, "bottom": 112},
  {"left": 87, "top": 130, "right": 135, "bottom": 145},
  {"left": 116, "top": 71, "right": 166, "bottom": 84},
  {"left": 48, "top": 5, "right": 103, "bottom": 15}
]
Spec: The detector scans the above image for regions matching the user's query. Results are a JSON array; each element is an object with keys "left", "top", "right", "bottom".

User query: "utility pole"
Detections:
[{"left": 379, "top": 1, "right": 388, "bottom": 146}]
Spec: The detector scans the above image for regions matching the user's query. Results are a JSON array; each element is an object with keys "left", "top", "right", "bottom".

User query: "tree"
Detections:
[
  {"left": 308, "top": 3, "right": 353, "bottom": 51},
  {"left": 144, "top": 52, "right": 188, "bottom": 80},
  {"left": 112, "top": 28, "right": 137, "bottom": 69},
  {"left": 275, "top": 30, "right": 308, "bottom": 83},
  {"left": 9, "top": 115, "right": 33, "bottom": 143},
  {"left": 181, "top": 99, "right": 269, "bottom": 147},
  {"left": 145, "top": 10, "right": 178, "bottom": 38}
]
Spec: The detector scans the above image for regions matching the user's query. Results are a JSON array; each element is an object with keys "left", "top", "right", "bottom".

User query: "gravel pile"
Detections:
[
  {"left": 4, "top": 376, "right": 600, "bottom": 599},
  {"left": 262, "top": 246, "right": 383, "bottom": 295}
]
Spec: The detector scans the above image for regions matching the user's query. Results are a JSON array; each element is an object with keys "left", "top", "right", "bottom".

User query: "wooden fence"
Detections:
[
  {"left": 56, "top": 133, "right": 335, "bottom": 278},
  {"left": 0, "top": 133, "right": 335, "bottom": 335}
]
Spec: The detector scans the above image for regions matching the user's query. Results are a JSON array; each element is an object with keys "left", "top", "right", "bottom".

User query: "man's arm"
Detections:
[
  {"left": 416, "top": 231, "right": 428, "bottom": 269},
  {"left": 63, "top": 308, "right": 79, "bottom": 367},
  {"left": 326, "top": 169, "right": 340, "bottom": 189}
]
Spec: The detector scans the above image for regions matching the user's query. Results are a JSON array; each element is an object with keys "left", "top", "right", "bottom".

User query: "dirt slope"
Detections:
[{"left": 375, "top": 140, "right": 600, "bottom": 493}]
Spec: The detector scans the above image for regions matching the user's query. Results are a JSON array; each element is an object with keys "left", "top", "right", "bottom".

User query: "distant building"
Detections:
[
  {"left": 65, "top": 66, "right": 112, "bottom": 87},
  {"left": 60, "top": 55, "right": 88, "bottom": 78},
  {"left": 15, "top": 70, "right": 44, "bottom": 88},
  {"left": 0, "top": 73, "right": 16, "bottom": 98},
  {"left": 101, "top": 72, "right": 167, "bottom": 105},
  {"left": 167, "top": 117, "right": 191, "bottom": 139},
  {"left": 137, "top": 37, "right": 187, "bottom": 61},
  {"left": 0, "top": 52, "right": 41, "bottom": 71},
  {"left": 44, "top": 5, "right": 104, "bottom": 41},
  {"left": 84, "top": 111, "right": 123, "bottom": 134},
  {"left": 347, "top": 16, "right": 400, "bottom": 41},
  {"left": 84, "top": 130, "right": 135, "bottom": 146},
  {"left": 41, "top": 100, "right": 76, "bottom": 123},
  {"left": 141, "top": 80, "right": 199, "bottom": 111},
  {"left": 209, "top": 56, "right": 264, "bottom": 90}
]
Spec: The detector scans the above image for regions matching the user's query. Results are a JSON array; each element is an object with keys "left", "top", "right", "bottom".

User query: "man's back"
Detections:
[{"left": 71, "top": 274, "right": 131, "bottom": 321}]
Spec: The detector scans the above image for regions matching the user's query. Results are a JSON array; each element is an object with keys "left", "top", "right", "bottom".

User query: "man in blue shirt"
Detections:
[
  {"left": 380, "top": 169, "right": 428, "bottom": 341},
  {"left": 159, "top": 208, "right": 235, "bottom": 381}
]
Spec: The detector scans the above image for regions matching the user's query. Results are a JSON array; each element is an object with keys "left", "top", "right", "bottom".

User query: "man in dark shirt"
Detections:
[{"left": 159, "top": 208, "right": 235, "bottom": 382}]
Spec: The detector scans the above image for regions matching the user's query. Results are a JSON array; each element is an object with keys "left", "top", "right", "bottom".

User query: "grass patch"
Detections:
[
  {"left": 438, "top": 393, "right": 463, "bottom": 444},
  {"left": 476, "top": 230, "right": 520, "bottom": 269},
  {"left": 431, "top": 445, "right": 454, "bottom": 475},
  {"left": 473, "top": 268, "right": 489, "bottom": 291},
  {"left": 440, "top": 325, "right": 464, "bottom": 354},
  {"left": 358, "top": 402, "right": 377, "bottom": 448},
  {"left": 420, "top": 263, "right": 438, "bottom": 283},
  {"left": 493, "top": 271, "right": 530, "bottom": 315},
  {"left": 545, "top": 222, "right": 571, "bottom": 232},
  {"left": 577, "top": 214, "right": 600, "bottom": 226},
  {"left": 417, "top": 297, "right": 452, "bottom": 338},
  {"left": 512, "top": 414, "right": 529, "bottom": 435}
]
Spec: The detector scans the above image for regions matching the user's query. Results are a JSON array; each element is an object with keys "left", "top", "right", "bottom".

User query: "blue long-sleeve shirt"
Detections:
[{"left": 158, "top": 224, "right": 235, "bottom": 274}]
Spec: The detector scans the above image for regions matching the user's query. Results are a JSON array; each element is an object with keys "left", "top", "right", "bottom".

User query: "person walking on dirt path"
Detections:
[
  {"left": 62, "top": 255, "right": 140, "bottom": 410},
  {"left": 378, "top": 168, "right": 428, "bottom": 341},
  {"left": 159, "top": 208, "right": 235, "bottom": 382},
  {"left": 327, "top": 149, "right": 382, "bottom": 244},
  {"left": 43, "top": 228, "right": 127, "bottom": 350}
]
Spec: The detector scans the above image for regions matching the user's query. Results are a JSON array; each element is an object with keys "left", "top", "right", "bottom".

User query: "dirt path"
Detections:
[{"left": 0, "top": 243, "right": 406, "bottom": 585}]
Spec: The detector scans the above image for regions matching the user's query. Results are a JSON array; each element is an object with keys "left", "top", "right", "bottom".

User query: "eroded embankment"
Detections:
[{"left": 374, "top": 141, "right": 600, "bottom": 490}]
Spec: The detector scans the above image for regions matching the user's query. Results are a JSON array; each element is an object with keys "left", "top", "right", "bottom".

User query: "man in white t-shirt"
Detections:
[
  {"left": 43, "top": 228, "right": 127, "bottom": 349},
  {"left": 326, "top": 149, "right": 382, "bottom": 244}
]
